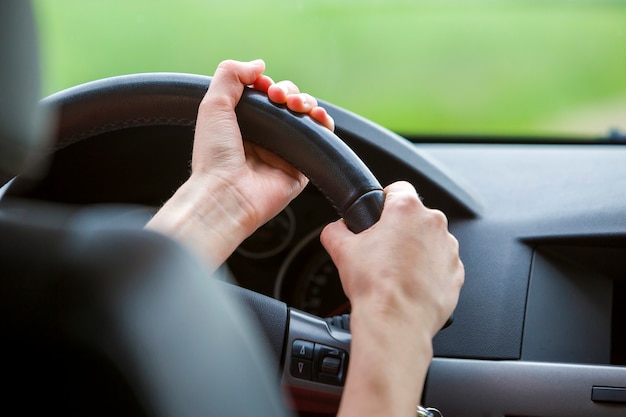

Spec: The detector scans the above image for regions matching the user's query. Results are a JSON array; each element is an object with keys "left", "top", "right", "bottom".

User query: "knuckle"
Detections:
[
  {"left": 276, "top": 80, "right": 298, "bottom": 94},
  {"left": 387, "top": 189, "right": 421, "bottom": 213},
  {"left": 216, "top": 59, "right": 237, "bottom": 71},
  {"left": 426, "top": 208, "right": 448, "bottom": 228},
  {"left": 450, "top": 233, "right": 460, "bottom": 251},
  {"left": 284, "top": 80, "right": 298, "bottom": 91},
  {"left": 304, "top": 93, "right": 318, "bottom": 106},
  {"left": 455, "top": 259, "right": 465, "bottom": 287}
]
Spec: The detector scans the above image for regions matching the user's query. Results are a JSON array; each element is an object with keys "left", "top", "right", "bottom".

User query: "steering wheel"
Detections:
[
  {"left": 43, "top": 73, "right": 384, "bottom": 233},
  {"left": 14, "top": 73, "right": 386, "bottom": 414}
]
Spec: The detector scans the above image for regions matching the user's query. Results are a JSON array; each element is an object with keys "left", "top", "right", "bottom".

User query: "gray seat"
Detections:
[{"left": 0, "top": 2, "right": 288, "bottom": 416}]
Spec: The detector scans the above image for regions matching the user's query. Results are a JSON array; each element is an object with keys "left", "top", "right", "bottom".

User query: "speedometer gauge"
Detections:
[
  {"left": 275, "top": 228, "right": 350, "bottom": 317},
  {"left": 236, "top": 207, "right": 296, "bottom": 259}
]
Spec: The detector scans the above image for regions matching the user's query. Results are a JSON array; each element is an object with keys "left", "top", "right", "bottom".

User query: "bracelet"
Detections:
[{"left": 417, "top": 405, "right": 443, "bottom": 417}]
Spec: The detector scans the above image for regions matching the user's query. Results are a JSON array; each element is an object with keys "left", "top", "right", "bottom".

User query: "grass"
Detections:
[{"left": 33, "top": 0, "right": 626, "bottom": 137}]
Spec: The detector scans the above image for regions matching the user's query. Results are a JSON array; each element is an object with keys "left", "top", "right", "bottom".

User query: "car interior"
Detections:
[{"left": 1, "top": 1, "right": 625, "bottom": 417}]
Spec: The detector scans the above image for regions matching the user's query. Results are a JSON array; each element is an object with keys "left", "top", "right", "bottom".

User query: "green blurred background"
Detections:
[{"left": 33, "top": 0, "right": 626, "bottom": 137}]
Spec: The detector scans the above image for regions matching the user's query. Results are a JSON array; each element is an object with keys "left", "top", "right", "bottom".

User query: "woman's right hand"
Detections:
[{"left": 321, "top": 180, "right": 464, "bottom": 417}]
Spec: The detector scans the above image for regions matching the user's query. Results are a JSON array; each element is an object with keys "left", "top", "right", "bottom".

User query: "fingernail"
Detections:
[
  {"left": 327, "top": 116, "right": 335, "bottom": 132},
  {"left": 279, "top": 84, "right": 290, "bottom": 96}
]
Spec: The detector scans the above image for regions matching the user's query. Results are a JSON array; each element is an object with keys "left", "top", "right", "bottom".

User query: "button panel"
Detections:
[{"left": 290, "top": 340, "right": 348, "bottom": 386}]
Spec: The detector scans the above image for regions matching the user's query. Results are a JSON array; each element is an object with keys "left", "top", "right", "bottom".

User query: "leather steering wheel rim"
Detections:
[{"left": 41, "top": 72, "right": 384, "bottom": 233}]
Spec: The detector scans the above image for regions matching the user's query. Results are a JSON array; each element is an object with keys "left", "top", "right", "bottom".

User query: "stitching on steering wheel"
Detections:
[{"left": 55, "top": 117, "right": 196, "bottom": 150}]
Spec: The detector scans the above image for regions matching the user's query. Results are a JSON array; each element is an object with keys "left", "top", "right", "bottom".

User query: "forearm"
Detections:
[
  {"left": 337, "top": 304, "right": 434, "bottom": 417},
  {"left": 145, "top": 174, "right": 256, "bottom": 271}
]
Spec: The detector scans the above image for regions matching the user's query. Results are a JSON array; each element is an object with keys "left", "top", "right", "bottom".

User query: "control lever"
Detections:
[{"left": 324, "top": 312, "right": 454, "bottom": 332}]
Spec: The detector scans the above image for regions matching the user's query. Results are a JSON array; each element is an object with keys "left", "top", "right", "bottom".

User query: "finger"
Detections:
[
  {"left": 309, "top": 106, "right": 335, "bottom": 132},
  {"left": 248, "top": 143, "right": 308, "bottom": 187},
  {"left": 320, "top": 218, "right": 353, "bottom": 254},
  {"left": 252, "top": 74, "right": 274, "bottom": 93},
  {"left": 267, "top": 80, "right": 300, "bottom": 104},
  {"left": 201, "top": 59, "right": 266, "bottom": 111},
  {"left": 375, "top": 181, "right": 426, "bottom": 227},
  {"left": 383, "top": 181, "right": 422, "bottom": 204},
  {"left": 285, "top": 93, "right": 318, "bottom": 113}
]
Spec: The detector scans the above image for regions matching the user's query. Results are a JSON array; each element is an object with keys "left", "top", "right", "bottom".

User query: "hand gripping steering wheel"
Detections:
[{"left": 27, "top": 73, "right": 385, "bottom": 414}]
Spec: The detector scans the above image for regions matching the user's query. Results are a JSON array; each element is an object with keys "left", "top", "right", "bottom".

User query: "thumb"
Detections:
[
  {"left": 192, "top": 60, "right": 265, "bottom": 171},
  {"left": 195, "top": 59, "right": 265, "bottom": 136},
  {"left": 204, "top": 59, "right": 265, "bottom": 108}
]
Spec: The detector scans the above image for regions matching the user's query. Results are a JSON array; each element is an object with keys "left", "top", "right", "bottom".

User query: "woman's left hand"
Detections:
[{"left": 146, "top": 59, "right": 333, "bottom": 269}]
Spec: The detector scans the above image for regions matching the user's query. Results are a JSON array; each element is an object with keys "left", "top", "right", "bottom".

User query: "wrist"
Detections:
[
  {"left": 145, "top": 173, "right": 256, "bottom": 269},
  {"left": 338, "top": 305, "right": 434, "bottom": 417}
]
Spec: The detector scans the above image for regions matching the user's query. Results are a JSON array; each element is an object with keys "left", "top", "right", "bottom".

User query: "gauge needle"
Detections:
[{"left": 326, "top": 301, "right": 351, "bottom": 317}]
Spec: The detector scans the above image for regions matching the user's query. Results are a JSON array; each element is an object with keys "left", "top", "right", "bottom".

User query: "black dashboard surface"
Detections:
[{"left": 421, "top": 143, "right": 626, "bottom": 363}]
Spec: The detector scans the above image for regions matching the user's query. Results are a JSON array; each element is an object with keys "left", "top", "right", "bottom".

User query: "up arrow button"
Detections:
[{"left": 292, "top": 340, "right": 314, "bottom": 359}]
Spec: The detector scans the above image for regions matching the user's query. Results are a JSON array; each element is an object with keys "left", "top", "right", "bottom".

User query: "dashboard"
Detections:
[
  {"left": 232, "top": 140, "right": 626, "bottom": 416},
  {"left": 229, "top": 191, "right": 345, "bottom": 318}
]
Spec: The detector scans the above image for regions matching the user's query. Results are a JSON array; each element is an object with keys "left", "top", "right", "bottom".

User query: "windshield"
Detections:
[{"left": 33, "top": 0, "right": 626, "bottom": 139}]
